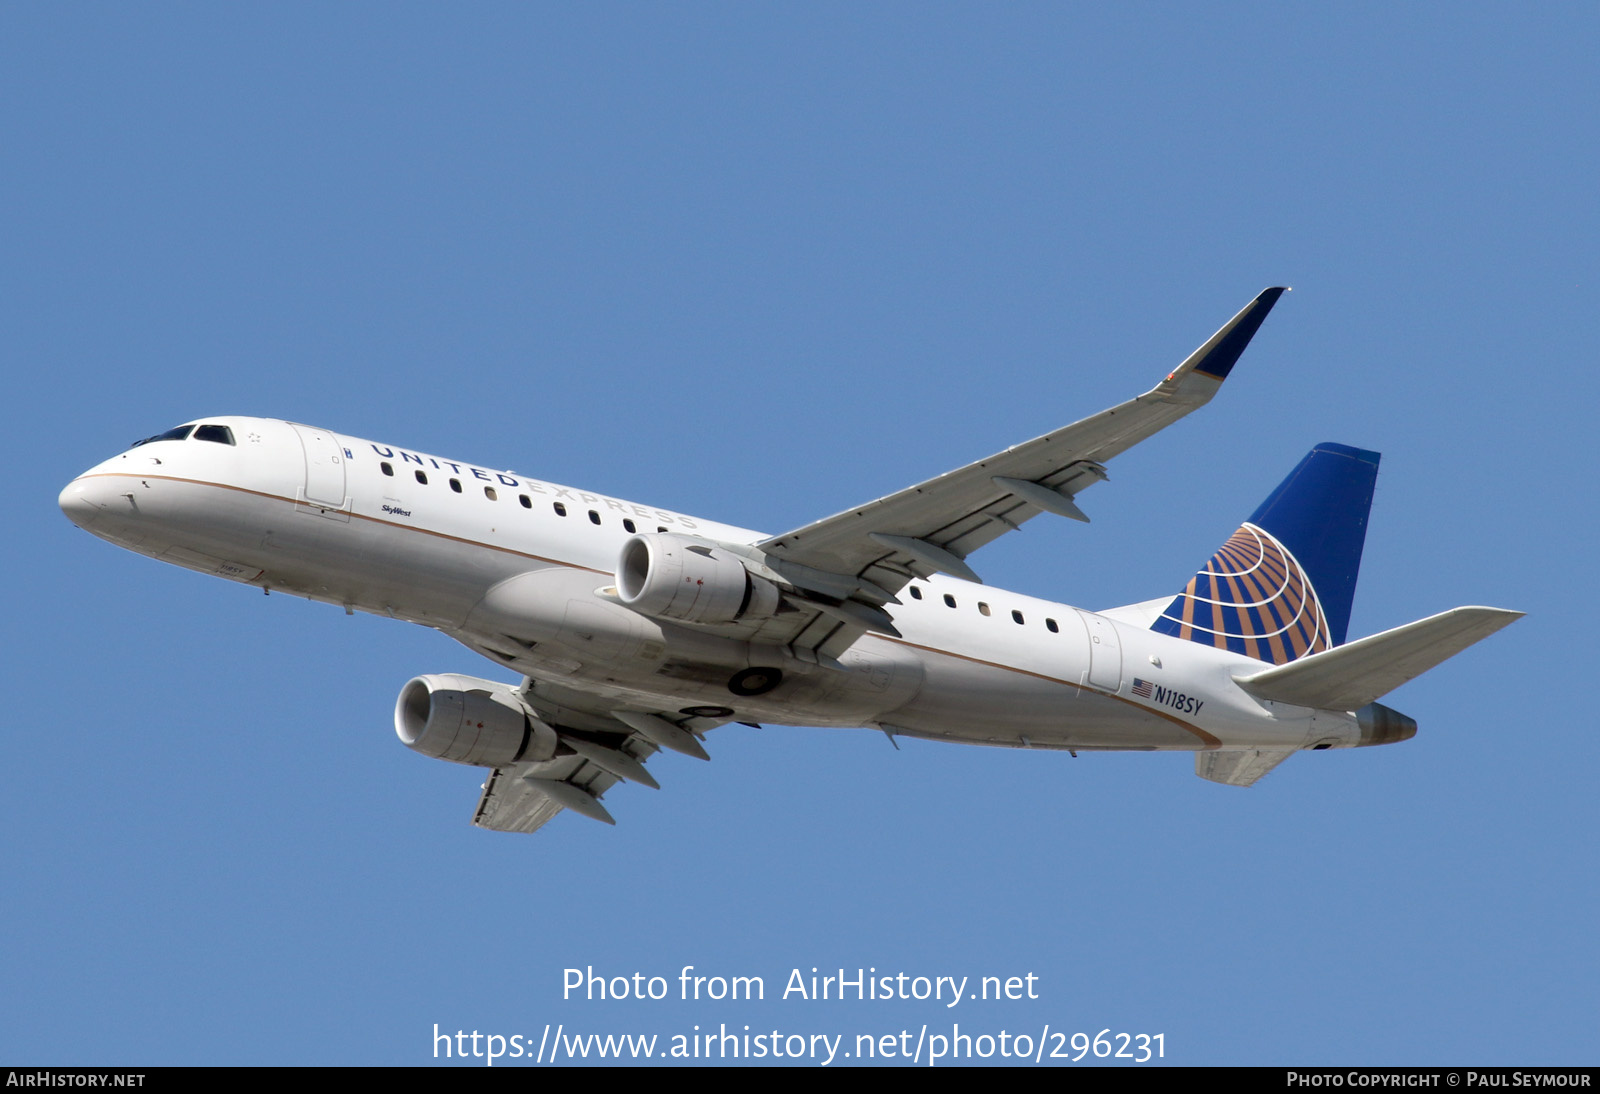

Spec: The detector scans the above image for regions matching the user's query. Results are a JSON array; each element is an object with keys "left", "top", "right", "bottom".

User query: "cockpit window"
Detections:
[
  {"left": 193, "top": 424, "right": 235, "bottom": 446},
  {"left": 131, "top": 425, "right": 195, "bottom": 447}
]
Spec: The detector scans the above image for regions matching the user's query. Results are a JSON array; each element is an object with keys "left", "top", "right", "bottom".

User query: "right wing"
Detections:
[{"left": 746, "top": 288, "right": 1289, "bottom": 661}]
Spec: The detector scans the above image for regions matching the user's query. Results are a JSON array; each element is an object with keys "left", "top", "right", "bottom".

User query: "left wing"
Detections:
[
  {"left": 471, "top": 676, "right": 729, "bottom": 833},
  {"left": 750, "top": 288, "right": 1288, "bottom": 659}
]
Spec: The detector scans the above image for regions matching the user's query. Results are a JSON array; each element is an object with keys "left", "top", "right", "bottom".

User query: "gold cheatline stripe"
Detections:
[
  {"left": 78, "top": 472, "right": 605, "bottom": 574},
  {"left": 885, "top": 638, "right": 1223, "bottom": 749}
]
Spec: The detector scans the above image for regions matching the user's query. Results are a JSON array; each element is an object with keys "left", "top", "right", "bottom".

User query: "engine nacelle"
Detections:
[
  {"left": 616, "top": 533, "right": 780, "bottom": 626},
  {"left": 394, "top": 673, "right": 558, "bottom": 767}
]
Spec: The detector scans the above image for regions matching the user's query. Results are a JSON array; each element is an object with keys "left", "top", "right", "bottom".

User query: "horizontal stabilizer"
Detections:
[
  {"left": 1234, "top": 606, "right": 1523, "bottom": 711},
  {"left": 1196, "top": 749, "right": 1296, "bottom": 787}
]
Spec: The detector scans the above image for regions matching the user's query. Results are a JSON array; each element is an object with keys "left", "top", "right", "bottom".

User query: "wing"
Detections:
[
  {"left": 470, "top": 674, "right": 730, "bottom": 833},
  {"left": 751, "top": 288, "right": 1289, "bottom": 660}
]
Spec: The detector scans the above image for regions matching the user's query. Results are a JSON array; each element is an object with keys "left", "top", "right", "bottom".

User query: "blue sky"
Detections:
[{"left": 5, "top": 4, "right": 1596, "bottom": 1066}]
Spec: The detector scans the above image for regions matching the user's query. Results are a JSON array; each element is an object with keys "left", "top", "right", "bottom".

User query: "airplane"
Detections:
[{"left": 58, "top": 288, "right": 1521, "bottom": 833}]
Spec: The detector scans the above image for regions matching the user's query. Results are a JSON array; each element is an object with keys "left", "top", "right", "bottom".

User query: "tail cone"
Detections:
[{"left": 1356, "top": 702, "right": 1417, "bottom": 747}]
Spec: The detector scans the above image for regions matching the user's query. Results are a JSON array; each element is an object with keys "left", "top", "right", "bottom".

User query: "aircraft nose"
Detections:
[{"left": 59, "top": 476, "right": 105, "bottom": 529}]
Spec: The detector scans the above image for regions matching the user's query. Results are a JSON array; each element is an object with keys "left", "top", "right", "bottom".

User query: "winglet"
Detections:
[{"left": 1165, "top": 287, "right": 1289, "bottom": 385}]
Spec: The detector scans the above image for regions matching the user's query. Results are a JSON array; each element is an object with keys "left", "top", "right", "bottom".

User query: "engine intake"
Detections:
[
  {"left": 616, "top": 533, "right": 779, "bottom": 626},
  {"left": 394, "top": 674, "right": 557, "bottom": 767}
]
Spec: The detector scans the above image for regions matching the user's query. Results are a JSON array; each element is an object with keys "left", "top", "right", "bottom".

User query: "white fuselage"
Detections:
[{"left": 59, "top": 416, "right": 1360, "bottom": 756}]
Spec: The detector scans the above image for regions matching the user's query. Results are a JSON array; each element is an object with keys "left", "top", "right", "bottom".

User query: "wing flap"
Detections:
[
  {"left": 473, "top": 766, "right": 571, "bottom": 833},
  {"left": 470, "top": 680, "right": 728, "bottom": 833}
]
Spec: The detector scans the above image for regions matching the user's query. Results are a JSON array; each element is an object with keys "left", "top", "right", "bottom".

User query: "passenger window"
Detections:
[
  {"left": 519, "top": 495, "right": 532, "bottom": 509},
  {"left": 908, "top": 586, "right": 922, "bottom": 600},
  {"left": 1012, "top": 610, "right": 1025, "bottom": 624},
  {"left": 943, "top": 594, "right": 957, "bottom": 608},
  {"left": 1046, "top": 618, "right": 1059, "bottom": 633},
  {"left": 415, "top": 470, "right": 428, "bottom": 485},
  {"left": 623, "top": 519, "right": 636, "bottom": 533},
  {"left": 553, "top": 503, "right": 567, "bottom": 517},
  {"left": 657, "top": 526, "right": 668, "bottom": 533},
  {"left": 381, "top": 462, "right": 394, "bottom": 477},
  {"left": 449, "top": 479, "right": 462, "bottom": 493},
  {"left": 978, "top": 602, "right": 991, "bottom": 617},
  {"left": 588, "top": 510, "right": 601, "bottom": 525},
  {"left": 484, "top": 487, "right": 497, "bottom": 501},
  {"left": 193, "top": 424, "right": 235, "bottom": 446}
]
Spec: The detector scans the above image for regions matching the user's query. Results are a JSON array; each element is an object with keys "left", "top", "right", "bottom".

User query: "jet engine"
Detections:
[
  {"left": 394, "top": 673, "right": 558, "bottom": 767},
  {"left": 616, "top": 533, "right": 780, "bottom": 626}
]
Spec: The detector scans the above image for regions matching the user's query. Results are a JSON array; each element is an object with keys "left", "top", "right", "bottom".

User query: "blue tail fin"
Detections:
[{"left": 1150, "top": 443, "right": 1380, "bottom": 664}]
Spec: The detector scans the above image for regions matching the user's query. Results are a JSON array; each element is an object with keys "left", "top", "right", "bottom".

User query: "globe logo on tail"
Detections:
[{"left": 1154, "top": 522, "right": 1330, "bottom": 665}]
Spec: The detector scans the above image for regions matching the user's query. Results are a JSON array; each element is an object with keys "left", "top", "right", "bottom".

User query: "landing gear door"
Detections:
[
  {"left": 289, "top": 423, "right": 349, "bottom": 517},
  {"left": 1075, "top": 609, "right": 1123, "bottom": 693}
]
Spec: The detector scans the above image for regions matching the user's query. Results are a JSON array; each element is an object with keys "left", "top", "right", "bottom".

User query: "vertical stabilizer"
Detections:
[{"left": 1151, "top": 444, "right": 1380, "bottom": 664}]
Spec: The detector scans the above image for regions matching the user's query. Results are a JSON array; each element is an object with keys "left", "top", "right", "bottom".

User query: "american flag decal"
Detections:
[{"left": 1132, "top": 678, "right": 1153, "bottom": 698}]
